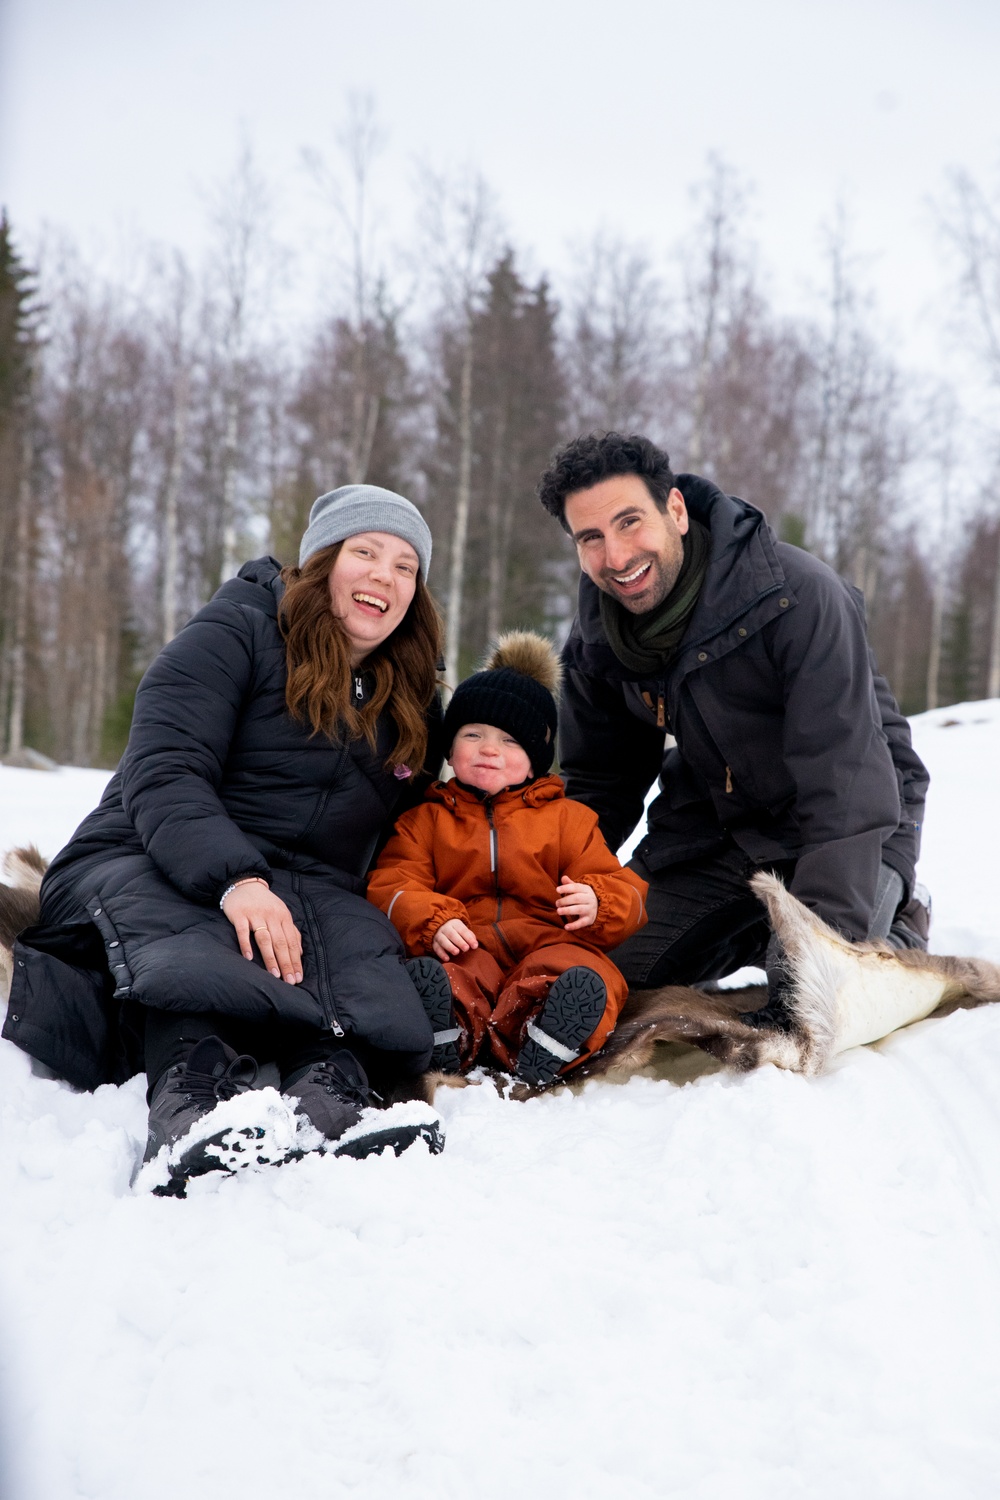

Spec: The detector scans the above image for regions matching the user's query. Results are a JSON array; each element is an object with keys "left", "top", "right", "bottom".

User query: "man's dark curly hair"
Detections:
[{"left": 537, "top": 432, "right": 676, "bottom": 531}]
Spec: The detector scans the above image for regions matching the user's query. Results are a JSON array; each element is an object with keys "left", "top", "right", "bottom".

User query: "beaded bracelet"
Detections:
[{"left": 218, "top": 875, "right": 269, "bottom": 911}]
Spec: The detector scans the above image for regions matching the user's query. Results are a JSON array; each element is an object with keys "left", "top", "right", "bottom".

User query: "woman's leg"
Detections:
[
  {"left": 265, "top": 1018, "right": 444, "bottom": 1155},
  {"left": 140, "top": 1010, "right": 286, "bottom": 1184},
  {"left": 143, "top": 1009, "right": 268, "bottom": 1096}
]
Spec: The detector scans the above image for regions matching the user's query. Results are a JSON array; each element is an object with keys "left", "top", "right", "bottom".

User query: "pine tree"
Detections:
[{"left": 426, "top": 250, "right": 567, "bottom": 675}]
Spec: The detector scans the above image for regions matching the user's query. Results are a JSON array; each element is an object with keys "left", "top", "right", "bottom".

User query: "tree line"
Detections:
[{"left": 2, "top": 132, "right": 999, "bottom": 768}]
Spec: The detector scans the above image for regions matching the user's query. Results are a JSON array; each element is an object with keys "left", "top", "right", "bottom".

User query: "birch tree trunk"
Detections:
[
  {"left": 987, "top": 534, "right": 1000, "bottom": 699},
  {"left": 445, "top": 328, "right": 474, "bottom": 691},
  {"left": 219, "top": 388, "right": 240, "bottom": 584},
  {"left": 485, "top": 404, "right": 509, "bottom": 642},
  {"left": 687, "top": 235, "right": 721, "bottom": 471},
  {"left": 926, "top": 564, "right": 946, "bottom": 710},
  {"left": 162, "top": 368, "right": 188, "bottom": 643}
]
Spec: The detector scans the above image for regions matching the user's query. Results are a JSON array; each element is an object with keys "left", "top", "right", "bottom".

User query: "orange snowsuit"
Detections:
[{"left": 367, "top": 776, "right": 648, "bottom": 1073}]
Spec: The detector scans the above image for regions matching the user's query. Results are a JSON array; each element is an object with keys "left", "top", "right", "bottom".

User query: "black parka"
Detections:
[
  {"left": 3, "top": 559, "right": 441, "bottom": 1090},
  {"left": 559, "top": 477, "right": 928, "bottom": 942}
]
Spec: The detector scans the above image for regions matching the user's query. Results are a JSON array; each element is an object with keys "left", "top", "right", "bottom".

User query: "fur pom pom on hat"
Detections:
[{"left": 443, "top": 631, "right": 561, "bottom": 777}]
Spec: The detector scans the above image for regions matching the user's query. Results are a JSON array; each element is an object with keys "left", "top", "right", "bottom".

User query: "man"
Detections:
[{"left": 537, "top": 431, "right": 929, "bottom": 1024}]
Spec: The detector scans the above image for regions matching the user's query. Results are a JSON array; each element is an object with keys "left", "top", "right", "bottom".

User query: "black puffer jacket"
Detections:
[
  {"left": 3, "top": 559, "right": 441, "bottom": 1090},
  {"left": 560, "top": 477, "right": 929, "bottom": 942}
]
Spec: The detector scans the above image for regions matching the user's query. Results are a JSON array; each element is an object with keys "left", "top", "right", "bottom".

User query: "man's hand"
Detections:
[
  {"left": 432, "top": 918, "right": 479, "bottom": 960},
  {"left": 556, "top": 878, "right": 598, "bottom": 931},
  {"left": 222, "top": 882, "right": 303, "bottom": 984}
]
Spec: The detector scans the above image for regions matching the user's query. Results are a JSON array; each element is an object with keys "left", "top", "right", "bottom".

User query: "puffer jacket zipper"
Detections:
[{"left": 293, "top": 874, "right": 345, "bottom": 1037}]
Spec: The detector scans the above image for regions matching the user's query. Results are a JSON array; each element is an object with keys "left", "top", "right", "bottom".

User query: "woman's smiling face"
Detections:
[{"left": 327, "top": 532, "right": 420, "bottom": 665}]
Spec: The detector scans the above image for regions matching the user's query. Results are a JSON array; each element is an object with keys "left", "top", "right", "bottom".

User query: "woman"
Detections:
[{"left": 3, "top": 485, "right": 446, "bottom": 1191}]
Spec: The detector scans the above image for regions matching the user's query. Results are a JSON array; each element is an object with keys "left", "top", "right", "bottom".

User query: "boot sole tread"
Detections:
[
  {"left": 516, "top": 966, "right": 607, "bottom": 1087},
  {"left": 406, "top": 955, "right": 461, "bottom": 1072}
]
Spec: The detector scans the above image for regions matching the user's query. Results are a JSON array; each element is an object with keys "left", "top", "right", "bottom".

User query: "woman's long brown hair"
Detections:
[{"left": 279, "top": 542, "right": 443, "bottom": 773}]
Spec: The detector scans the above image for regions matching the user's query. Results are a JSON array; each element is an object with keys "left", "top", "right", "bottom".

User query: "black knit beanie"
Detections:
[{"left": 443, "top": 632, "right": 561, "bottom": 777}]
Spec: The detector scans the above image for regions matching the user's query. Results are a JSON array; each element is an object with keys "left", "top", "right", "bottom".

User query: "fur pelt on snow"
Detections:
[
  {"left": 4, "top": 849, "right": 1000, "bottom": 1085},
  {"left": 573, "top": 873, "right": 1000, "bottom": 1083},
  {"left": 0, "top": 846, "right": 46, "bottom": 1003}
]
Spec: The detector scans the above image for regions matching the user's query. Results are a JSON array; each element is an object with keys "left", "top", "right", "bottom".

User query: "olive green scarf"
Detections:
[{"left": 599, "top": 518, "right": 711, "bottom": 675}]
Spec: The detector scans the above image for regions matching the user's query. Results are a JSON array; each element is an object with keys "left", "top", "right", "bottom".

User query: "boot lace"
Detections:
[
  {"left": 311, "top": 1057, "right": 370, "bottom": 1109},
  {"left": 183, "top": 1055, "right": 258, "bottom": 1108}
]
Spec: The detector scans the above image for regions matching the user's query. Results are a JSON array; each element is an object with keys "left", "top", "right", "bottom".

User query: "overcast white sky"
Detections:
[{"left": 1, "top": 0, "right": 999, "bottom": 381}]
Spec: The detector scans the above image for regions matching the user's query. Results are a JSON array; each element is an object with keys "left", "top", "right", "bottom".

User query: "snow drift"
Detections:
[{"left": 2, "top": 704, "right": 1000, "bottom": 1498}]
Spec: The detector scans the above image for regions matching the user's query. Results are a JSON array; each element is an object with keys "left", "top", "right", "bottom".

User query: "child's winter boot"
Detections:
[
  {"left": 405, "top": 956, "right": 462, "bottom": 1072},
  {"left": 515, "top": 967, "right": 607, "bottom": 1087}
]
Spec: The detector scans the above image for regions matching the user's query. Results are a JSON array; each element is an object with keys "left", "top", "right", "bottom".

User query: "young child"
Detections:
[{"left": 367, "top": 633, "right": 648, "bottom": 1086}]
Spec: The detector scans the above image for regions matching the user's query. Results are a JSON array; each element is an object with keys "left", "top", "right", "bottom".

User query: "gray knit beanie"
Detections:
[{"left": 298, "top": 484, "right": 432, "bottom": 578}]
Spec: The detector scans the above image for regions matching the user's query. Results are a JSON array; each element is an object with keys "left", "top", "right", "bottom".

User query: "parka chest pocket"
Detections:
[{"left": 625, "top": 681, "right": 667, "bottom": 729}]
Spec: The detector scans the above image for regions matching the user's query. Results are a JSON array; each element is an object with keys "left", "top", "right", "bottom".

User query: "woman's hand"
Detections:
[
  {"left": 222, "top": 881, "right": 303, "bottom": 983},
  {"left": 432, "top": 918, "right": 479, "bottom": 960},
  {"left": 556, "top": 878, "right": 598, "bottom": 932}
]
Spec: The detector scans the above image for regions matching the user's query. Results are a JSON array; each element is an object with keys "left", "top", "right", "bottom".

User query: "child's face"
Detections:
[{"left": 448, "top": 723, "right": 532, "bottom": 796}]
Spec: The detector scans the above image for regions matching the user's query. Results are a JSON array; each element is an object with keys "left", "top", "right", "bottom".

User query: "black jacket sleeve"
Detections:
[
  {"left": 769, "top": 573, "right": 903, "bottom": 939},
  {"left": 560, "top": 661, "right": 666, "bottom": 855},
  {"left": 870, "top": 657, "right": 927, "bottom": 899},
  {"left": 119, "top": 599, "right": 272, "bottom": 903}
]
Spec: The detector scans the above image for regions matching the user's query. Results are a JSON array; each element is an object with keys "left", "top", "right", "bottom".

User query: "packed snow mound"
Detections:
[
  {"left": 907, "top": 699, "right": 1000, "bottom": 961},
  {"left": 2, "top": 710, "right": 1000, "bottom": 1499}
]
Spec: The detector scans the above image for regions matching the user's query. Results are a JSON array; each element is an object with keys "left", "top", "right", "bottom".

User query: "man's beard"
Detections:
[{"left": 599, "top": 545, "right": 684, "bottom": 614}]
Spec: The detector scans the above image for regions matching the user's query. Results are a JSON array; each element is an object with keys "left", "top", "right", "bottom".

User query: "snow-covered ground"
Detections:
[{"left": 2, "top": 705, "right": 999, "bottom": 1499}]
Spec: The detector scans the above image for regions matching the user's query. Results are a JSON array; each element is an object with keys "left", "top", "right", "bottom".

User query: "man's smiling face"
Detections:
[{"left": 564, "top": 474, "right": 689, "bottom": 614}]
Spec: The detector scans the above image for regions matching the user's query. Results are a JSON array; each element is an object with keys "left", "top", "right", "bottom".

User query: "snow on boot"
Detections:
[
  {"left": 139, "top": 1036, "right": 302, "bottom": 1197},
  {"left": 283, "top": 1050, "right": 445, "bottom": 1159},
  {"left": 515, "top": 967, "right": 607, "bottom": 1088},
  {"left": 405, "top": 956, "right": 462, "bottom": 1072},
  {"left": 333, "top": 1098, "right": 446, "bottom": 1160}
]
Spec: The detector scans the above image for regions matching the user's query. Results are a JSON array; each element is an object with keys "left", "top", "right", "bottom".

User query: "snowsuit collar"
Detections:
[{"left": 425, "top": 775, "right": 566, "bottom": 811}]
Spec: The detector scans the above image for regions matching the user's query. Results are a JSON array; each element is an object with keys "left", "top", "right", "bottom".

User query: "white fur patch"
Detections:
[{"left": 751, "top": 874, "right": 951, "bottom": 1073}]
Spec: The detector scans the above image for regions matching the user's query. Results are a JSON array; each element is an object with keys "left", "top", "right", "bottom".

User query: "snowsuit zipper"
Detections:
[
  {"left": 484, "top": 798, "right": 517, "bottom": 964},
  {"left": 725, "top": 766, "right": 733, "bottom": 794},
  {"left": 354, "top": 674, "right": 364, "bottom": 702}
]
